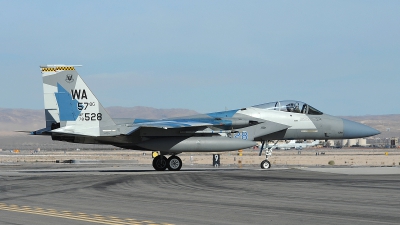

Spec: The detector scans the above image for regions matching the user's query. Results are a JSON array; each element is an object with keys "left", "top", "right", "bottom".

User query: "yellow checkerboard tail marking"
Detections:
[{"left": 40, "top": 64, "right": 81, "bottom": 73}]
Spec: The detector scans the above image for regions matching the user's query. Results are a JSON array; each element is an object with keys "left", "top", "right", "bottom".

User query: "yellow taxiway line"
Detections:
[{"left": 0, "top": 202, "right": 173, "bottom": 225}]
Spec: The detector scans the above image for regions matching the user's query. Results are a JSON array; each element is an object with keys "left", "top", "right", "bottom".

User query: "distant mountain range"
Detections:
[{"left": 0, "top": 107, "right": 398, "bottom": 138}]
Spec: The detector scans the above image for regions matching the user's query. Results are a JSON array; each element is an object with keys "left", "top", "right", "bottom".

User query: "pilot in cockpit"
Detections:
[
  {"left": 286, "top": 103, "right": 300, "bottom": 113},
  {"left": 293, "top": 103, "right": 300, "bottom": 113},
  {"left": 301, "top": 104, "right": 308, "bottom": 114}
]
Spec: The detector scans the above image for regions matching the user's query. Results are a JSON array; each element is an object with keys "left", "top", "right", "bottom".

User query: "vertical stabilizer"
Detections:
[{"left": 41, "top": 65, "right": 116, "bottom": 136}]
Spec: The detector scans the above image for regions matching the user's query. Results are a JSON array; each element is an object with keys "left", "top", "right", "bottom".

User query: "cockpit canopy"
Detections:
[{"left": 253, "top": 100, "right": 323, "bottom": 115}]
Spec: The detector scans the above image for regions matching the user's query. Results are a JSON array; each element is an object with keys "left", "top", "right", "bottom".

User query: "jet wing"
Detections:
[
  {"left": 129, "top": 120, "right": 212, "bottom": 129},
  {"left": 124, "top": 120, "right": 213, "bottom": 135},
  {"left": 32, "top": 120, "right": 220, "bottom": 137},
  {"left": 124, "top": 119, "right": 291, "bottom": 139}
]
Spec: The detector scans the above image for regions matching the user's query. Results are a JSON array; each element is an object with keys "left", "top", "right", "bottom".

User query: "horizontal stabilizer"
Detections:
[{"left": 27, "top": 127, "right": 53, "bottom": 135}]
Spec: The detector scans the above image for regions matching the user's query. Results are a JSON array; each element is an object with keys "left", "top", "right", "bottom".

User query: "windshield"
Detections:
[{"left": 253, "top": 100, "right": 323, "bottom": 115}]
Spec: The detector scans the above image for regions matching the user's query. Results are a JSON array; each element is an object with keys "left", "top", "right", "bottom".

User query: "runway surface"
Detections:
[{"left": 1, "top": 165, "right": 400, "bottom": 225}]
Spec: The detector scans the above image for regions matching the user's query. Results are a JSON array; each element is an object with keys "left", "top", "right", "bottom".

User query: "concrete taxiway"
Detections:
[{"left": 0, "top": 164, "right": 400, "bottom": 225}]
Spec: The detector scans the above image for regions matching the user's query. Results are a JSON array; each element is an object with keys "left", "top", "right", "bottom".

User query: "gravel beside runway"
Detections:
[{"left": 0, "top": 165, "right": 400, "bottom": 225}]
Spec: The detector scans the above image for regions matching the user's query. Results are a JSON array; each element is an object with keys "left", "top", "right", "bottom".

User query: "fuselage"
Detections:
[{"left": 51, "top": 100, "right": 380, "bottom": 153}]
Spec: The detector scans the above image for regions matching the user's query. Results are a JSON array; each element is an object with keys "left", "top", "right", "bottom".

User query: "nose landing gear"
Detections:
[{"left": 259, "top": 140, "right": 273, "bottom": 169}]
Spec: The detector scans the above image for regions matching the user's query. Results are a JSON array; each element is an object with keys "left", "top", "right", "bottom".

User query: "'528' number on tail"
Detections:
[{"left": 79, "top": 113, "right": 102, "bottom": 121}]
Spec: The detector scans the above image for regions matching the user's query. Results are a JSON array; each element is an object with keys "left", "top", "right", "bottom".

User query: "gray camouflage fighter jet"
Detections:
[{"left": 32, "top": 65, "right": 380, "bottom": 170}]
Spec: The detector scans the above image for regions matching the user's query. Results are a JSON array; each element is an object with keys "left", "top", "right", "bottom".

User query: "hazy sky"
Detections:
[{"left": 1, "top": 1, "right": 399, "bottom": 116}]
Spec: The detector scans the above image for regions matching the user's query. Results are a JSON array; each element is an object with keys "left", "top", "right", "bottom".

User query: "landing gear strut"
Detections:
[{"left": 152, "top": 154, "right": 182, "bottom": 171}]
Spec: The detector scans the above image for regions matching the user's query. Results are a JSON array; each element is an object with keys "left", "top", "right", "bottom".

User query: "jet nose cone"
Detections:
[{"left": 342, "top": 119, "right": 380, "bottom": 138}]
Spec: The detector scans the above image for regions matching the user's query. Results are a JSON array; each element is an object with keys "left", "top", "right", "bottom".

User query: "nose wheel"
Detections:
[
  {"left": 259, "top": 140, "right": 273, "bottom": 169},
  {"left": 260, "top": 159, "right": 271, "bottom": 169},
  {"left": 152, "top": 155, "right": 182, "bottom": 171}
]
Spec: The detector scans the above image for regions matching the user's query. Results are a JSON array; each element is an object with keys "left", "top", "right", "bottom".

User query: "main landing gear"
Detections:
[{"left": 152, "top": 155, "right": 182, "bottom": 171}]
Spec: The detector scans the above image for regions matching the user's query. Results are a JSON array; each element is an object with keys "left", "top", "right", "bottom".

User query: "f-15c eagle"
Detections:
[{"left": 32, "top": 65, "right": 380, "bottom": 170}]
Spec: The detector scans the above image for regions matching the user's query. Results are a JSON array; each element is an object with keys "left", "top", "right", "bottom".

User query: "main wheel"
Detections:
[
  {"left": 152, "top": 155, "right": 168, "bottom": 171},
  {"left": 260, "top": 160, "right": 271, "bottom": 169},
  {"left": 167, "top": 156, "right": 182, "bottom": 171}
]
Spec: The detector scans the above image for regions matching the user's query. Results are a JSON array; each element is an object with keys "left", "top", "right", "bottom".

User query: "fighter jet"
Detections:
[{"left": 32, "top": 65, "right": 380, "bottom": 170}]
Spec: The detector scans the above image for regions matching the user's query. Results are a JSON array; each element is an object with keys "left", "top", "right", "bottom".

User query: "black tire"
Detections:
[
  {"left": 260, "top": 160, "right": 271, "bottom": 169},
  {"left": 167, "top": 156, "right": 182, "bottom": 171},
  {"left": 152, "top": 155, "right": 168, "bottom": 171}
]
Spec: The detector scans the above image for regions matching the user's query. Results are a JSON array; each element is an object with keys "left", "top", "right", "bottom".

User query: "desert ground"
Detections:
[{"left": 1, "top": 147, "right": 399, "bottom": 168}]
